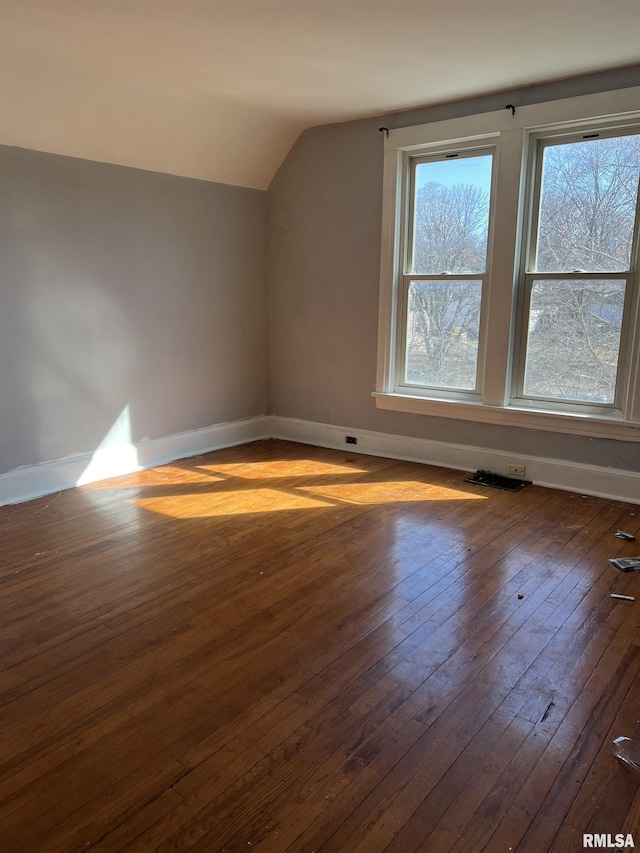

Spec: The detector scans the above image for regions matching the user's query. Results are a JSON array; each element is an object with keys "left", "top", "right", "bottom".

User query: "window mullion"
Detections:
[
  {"left": 482, "top": 127, "right": 526, "bottom": 406},
  {"left": 406, "top": 273, "right": 485, "bottom": 281}
]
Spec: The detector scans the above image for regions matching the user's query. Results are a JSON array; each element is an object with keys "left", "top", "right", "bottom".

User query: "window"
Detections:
[
  {"left": 403, "top": 151, "right": 494, "bottom": 393},
  {"left": 518, "top": 131, "right": 639, "bottom": 409},
  {"left": 375, "top": 88, "right": 640, "bottom": 441}
]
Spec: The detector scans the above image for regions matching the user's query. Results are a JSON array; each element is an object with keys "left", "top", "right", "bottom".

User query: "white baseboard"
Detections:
[
  {"left": 0, "top": 415, "right": 272, "bottom": 506},
  {"left": 2, "top": 413, "right": 638, "bottom": 506},
  {"left": 270, "top": 416, "right": 640, "bottom": 505}
]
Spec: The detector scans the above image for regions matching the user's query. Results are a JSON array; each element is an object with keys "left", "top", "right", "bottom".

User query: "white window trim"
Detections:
[{"left": 375, "top": 87, "right": 640, "bottom": 442}]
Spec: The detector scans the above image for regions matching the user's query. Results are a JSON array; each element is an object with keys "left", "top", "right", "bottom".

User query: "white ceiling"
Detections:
[{"left": 1, "top": 0, "right": 639, "bottom": 190}]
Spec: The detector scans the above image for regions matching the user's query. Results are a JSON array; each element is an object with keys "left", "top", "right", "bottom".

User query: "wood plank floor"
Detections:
[{"left": 1, "top": 438, "right": 639, "bottom": 852}]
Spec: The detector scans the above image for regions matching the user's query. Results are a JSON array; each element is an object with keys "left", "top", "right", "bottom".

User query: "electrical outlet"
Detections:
[
  {"left": 507, "top": 463, "right": 526, "bottom": 478},
  {"left": 345, "top": 436, "right": 358, "bottom": 445}
]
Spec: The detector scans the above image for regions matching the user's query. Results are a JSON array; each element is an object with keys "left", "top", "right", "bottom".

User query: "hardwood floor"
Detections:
[{"left": 1, "top": 439, "right": 639, "bottom": 852}]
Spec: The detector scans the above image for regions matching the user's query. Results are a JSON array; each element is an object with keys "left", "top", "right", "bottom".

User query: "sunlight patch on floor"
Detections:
[
  {"left": 85, "top": 466, "right": 225, "bottom": 490},
  {"left": 195, "top": 459, "right": 368, "bottom": 479},
  {"left": 129, "top": 478, "right": 486, "bottom": 518},
  {"left": 129, "top": 487, "right": 337, "bottom": 518},
  {"left": 298, "top": 481, "right": 487, "bottom": 505}
]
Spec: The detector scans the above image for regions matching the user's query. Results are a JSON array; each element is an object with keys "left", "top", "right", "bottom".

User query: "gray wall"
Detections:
[
  {"left": 268, "top": 66, "right": 640, "bottom": 471},
  {"left": 0, "top": 145, "right": 268, "bottom": 474},
  {"left": 2, "top": 66, "right": 639, "bottom": 479}
]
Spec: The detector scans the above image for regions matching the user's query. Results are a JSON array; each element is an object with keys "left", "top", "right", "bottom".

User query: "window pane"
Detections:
[
  {"left": 412, "top": 154, "right": 493, "bottom": 274},
  {"left": 405, "top": 280, "right": 481, "bottom": 390},
  {"left": 523, "top": 279, "right": 625, "bottom": 404},
  {"left": 535, "top": 134, "right": 640, "bottom": 273}
]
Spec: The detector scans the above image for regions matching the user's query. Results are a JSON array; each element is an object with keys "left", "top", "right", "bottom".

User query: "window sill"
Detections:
[{"left": 372, "top": 392, "right": 640, "bottom": 443}]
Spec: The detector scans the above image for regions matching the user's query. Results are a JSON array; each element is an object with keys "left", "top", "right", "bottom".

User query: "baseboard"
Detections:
[
  {"left": 3, "top": 413, "right": 638, "bottom": 506},
  {"left": 270, "top": 416, "right": 640, "bottom": 505},
  {"left": 0, "top": 415, "right": 272, "bottom": 506}
]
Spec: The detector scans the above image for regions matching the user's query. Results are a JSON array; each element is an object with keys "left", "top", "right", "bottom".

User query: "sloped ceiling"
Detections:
[{"left": 1, "top": 0, "right": 639, "bottom": 190}]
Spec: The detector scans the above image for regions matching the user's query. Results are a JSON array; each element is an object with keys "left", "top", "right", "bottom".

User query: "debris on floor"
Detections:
[
  {"left": 611, "top": 593, "right": 635, "bottom": 601},
  {"left": 541, "top": 701, "right": 555, "bottom": 723},
  {"left": 613, "top": 737, "right": 640, "bottom": 777},
  {"left": 615, "top": 530, "right": 636, "bottom": 540},
  {"left": 610, "top": 557, "right": 640, "bottom": 571}
]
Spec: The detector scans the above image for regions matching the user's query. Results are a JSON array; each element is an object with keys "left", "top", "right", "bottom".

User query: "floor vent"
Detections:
[{"left": 464, "top": 470, "right": 531, "bottom": 492}]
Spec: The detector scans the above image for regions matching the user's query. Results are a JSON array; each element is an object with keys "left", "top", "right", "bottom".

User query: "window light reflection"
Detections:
[
  {"left": 299, "top": 481, "right": 486, "bottom": 504},
  {"left": 195, "top": 459, "right": 367, "bottom": 479},
  {"left": 85, "top": 467, "right": 224, "bottom": 490},
  {"left": 129, "top": 480, "right": 485, "bottom": 519},
  {"left": 129, "top": 488, "right": 336, "bottom": 519}
]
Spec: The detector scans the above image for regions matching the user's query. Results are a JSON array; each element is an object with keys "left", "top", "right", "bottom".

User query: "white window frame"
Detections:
[
  {"left": 397, "top": 145, "right": 497, "bottom": 399},
  {"left": 374, "top": 87, "right": 640, "bottom": 443}
]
